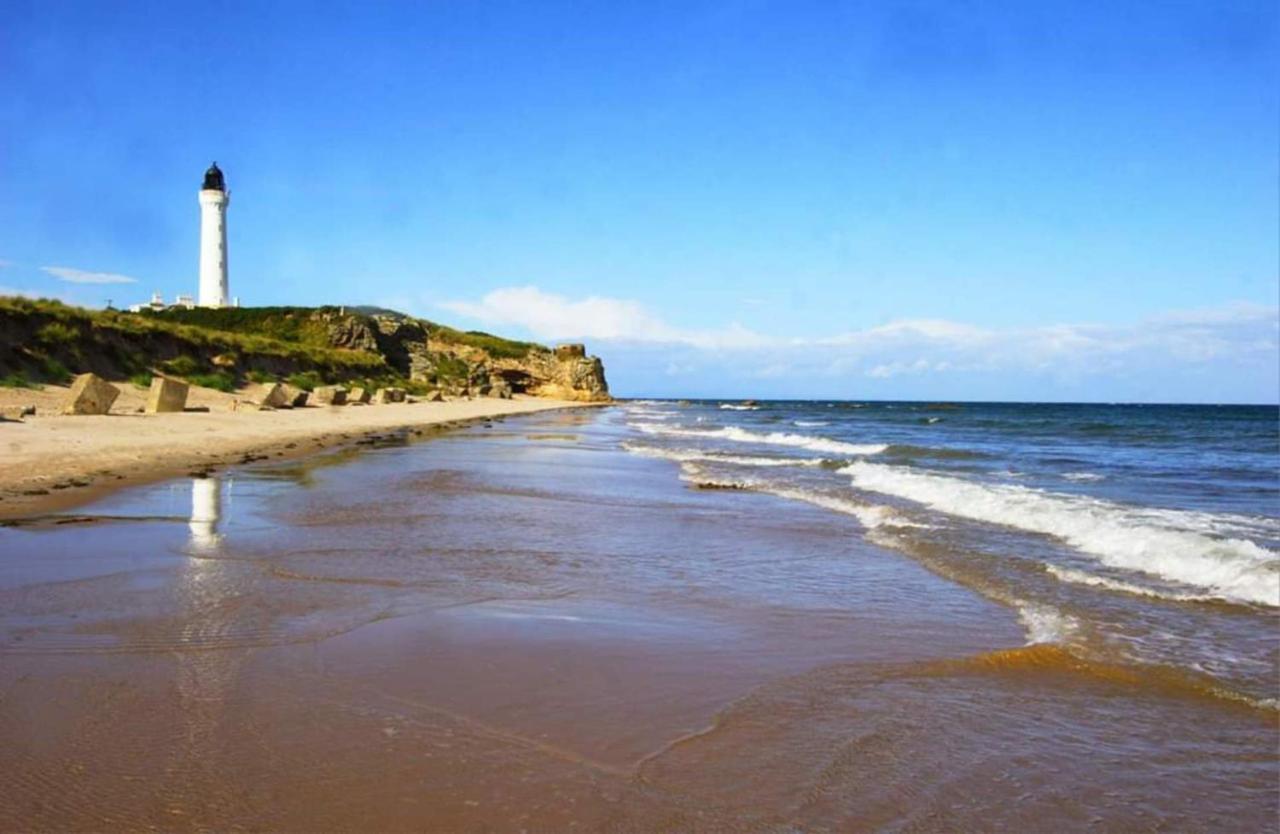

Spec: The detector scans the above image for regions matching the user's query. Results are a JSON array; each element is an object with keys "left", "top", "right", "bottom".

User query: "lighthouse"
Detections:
[{"left": 197, "top": 162, "right": 230, "bottom": 308}]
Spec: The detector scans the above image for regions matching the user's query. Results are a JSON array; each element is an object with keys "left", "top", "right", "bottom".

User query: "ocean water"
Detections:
[
  {"left": 0, "top": 404, "right": 1276, "bottom": 830},
  {"left": 625, "top": 399, "right": 1280, "bottom": 705}
]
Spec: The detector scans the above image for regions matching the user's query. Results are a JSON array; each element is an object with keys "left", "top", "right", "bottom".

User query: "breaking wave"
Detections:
[
  {"left": 793, "top": 420, "right": 829, "bottom": 427},
  {"left": 675, "top": 463, "right": 924, "bottom": 531},
  {"left": 634, "top": 424, "right": 887, "bottom": 456},
  {"left": 842, "top": 462, "right": 1280, "bottom": 607},
  {"left": 719, "top": 404, "right": 760, "bottom": 411},
  {"left": 622, "top": 443, "right": 829, "bottom": 468}
]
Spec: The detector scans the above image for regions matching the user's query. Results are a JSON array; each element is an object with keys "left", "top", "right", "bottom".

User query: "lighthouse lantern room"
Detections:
[{"left": 197, "top": 162, "right": 230, "bottom": 308}]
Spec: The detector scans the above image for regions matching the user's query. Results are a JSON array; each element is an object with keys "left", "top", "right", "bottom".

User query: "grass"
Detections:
[
  {"left": 188, "top": 372, "right": 236, "bottom": 392},
  {"left": 37, "top": 321, "right": 79, "bottom": 345},
  {"left": 0, "top": 297, "right": 549, "bottom": 395},
  {"left": 285, "top": 371, "right": 324, "bottom": 391},
  {"left": 41, "top": 358, "right": 71, "bottom": 384},
  {"left": 0, "top": 298, "right": 389, "bottom": 381},
  {"left": 426, "top": 323, "right": 540, "bottom": 359},
  {"left": 1, "top": 371, "right": 36, "bottom": 389},
  {"left": 163, "top": 355, "right": 202, "bottom": 377}
]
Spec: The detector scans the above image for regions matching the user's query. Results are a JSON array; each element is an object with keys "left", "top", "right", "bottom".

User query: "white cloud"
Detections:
[
  {"left": 440, "top": 286, "right": 770, "bottom": 350},
  {"left": 41, "top": 265, "right": 138, "bottom": 285},
  {"left": 439, "top": 286, "right": 1277, "bottom": 394}
]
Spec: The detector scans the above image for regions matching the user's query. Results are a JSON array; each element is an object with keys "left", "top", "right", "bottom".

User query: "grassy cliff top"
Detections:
[
  {"left": 142, "top": 304, "right": 545, "bottom": 359},
  {"left": 0, "top": 296, "right": 553, "bottom": 392}
]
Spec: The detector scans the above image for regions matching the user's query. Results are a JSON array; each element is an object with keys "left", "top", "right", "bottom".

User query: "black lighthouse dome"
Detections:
[{"left": 201, "top": 162, "right": 226, "bottom": 192}]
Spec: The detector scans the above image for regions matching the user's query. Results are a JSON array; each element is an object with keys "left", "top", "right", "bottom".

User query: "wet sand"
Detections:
[
  {"left": 0, "top": 409, "right": 1274, "bottom": 831},
  {"left": 0, "top": 384, "right": 592, "bottom": 519}
]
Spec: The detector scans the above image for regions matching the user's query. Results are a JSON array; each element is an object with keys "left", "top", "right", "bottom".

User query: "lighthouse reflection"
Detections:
[
  {"left": 188, "top": 476, "right": 224, "bottom": 554},
  {"left": 175, "top": 474, "right": 242, "bottom": 794}
]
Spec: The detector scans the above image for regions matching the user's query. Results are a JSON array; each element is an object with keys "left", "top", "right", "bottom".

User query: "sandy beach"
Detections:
[{"left": 0, "top": 382, "right": 593, "bottom": 520}]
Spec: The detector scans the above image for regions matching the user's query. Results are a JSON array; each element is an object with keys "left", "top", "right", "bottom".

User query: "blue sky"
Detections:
[{"left": 2, "top": 1, "right": 1276, "bottom": 402}]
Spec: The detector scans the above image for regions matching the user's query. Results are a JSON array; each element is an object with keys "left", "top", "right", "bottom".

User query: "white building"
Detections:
[{"left": 197, "top": 162, "right": 230, "bottom": 308}]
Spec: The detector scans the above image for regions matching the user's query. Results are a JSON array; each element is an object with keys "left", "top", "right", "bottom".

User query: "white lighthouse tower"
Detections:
[{"left": 197, "top": 162, "right": 230, "bottom": 308}]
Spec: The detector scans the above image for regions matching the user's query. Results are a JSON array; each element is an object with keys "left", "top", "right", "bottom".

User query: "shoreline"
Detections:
[{"left": 0, "top": 395, "right": 602, "bottom": 521}]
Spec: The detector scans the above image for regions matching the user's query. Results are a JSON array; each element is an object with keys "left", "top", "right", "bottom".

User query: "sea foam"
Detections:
[
  {"left": 1045, "top": 565, "right": 1222, "bottom": 604},
  {"left": 842, "top": 462, "right": 1280, "bottom": 607},
  {"left": 635, "top": 424, "right": 887, "bottom": 456},
  {"left": 622, "top": 443, "right": 827, "bottom": 468}
]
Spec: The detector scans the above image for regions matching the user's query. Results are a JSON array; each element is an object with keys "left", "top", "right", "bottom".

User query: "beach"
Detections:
[
  {"left": 0, "top": 400, "right": 1275, "bottom": 831},
  {"left": 0, "top": 382, "right": 592, "bottom": 519}
]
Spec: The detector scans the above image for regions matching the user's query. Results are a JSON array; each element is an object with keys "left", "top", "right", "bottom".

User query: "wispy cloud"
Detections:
[{"left": 41, "top": 265, "right": 138, "bottom": 285}]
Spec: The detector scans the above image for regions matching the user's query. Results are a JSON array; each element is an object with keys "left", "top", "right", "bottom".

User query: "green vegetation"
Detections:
[
  {"left": 41, "top": 357, "right": 71, "bottom": 384},
  {"left": 0, "top": 297, "right": 388, "bottom": 389},
  {"left": 0, "top": 297, "right": 556, "bottom": 397},
  {"left": 37, "top": 321, "right": 79, "bottom": 345},
  {"left": 189, "top": 372, "right": 235, "bottom": 392},
  {"left": 1, "top": 371, "right": 36, "bottom": 389},
  {"left": 426, "top": 323, "right": 540, "bottom": 359},
  {"left": 144, "top": 306, "right": 339, "bottom": 348},
  {"left": 285, "top": 371, "right": 324, "bottom": 391},
  {"left": 426, "top": 352, "right": 470, "bottom": 381},
  {"left": 163, "top": 355, "right": 203, "bottom": 377}
]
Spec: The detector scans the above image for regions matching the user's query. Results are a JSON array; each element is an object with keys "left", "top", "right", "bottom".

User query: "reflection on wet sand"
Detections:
[
  {"left": 171, "top": 475, "right": 249, "bottom": 817},
  {"left": 188, "top": 476, "right": 224, "bottom": 554}
]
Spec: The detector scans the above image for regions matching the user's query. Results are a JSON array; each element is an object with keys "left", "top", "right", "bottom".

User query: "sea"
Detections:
[
  {"left": 624, "top": 399, "right": 1280, "bottom": 705},
  {"left": 0, "top": 400, "right": 1276, "bottom": 830}
]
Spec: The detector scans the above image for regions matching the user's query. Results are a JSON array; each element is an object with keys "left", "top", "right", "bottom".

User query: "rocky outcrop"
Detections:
[
  {"left": 313, "top": 311, "right": 610, "bottom": 402},
  {"left": 490, "top": 346, "right": 609, "bottom": 402}
]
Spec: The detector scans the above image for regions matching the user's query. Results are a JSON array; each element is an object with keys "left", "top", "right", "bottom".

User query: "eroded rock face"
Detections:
[
  {"left": 311, "top": 310, "right": 609, "bottom": 402},
  {"left": 322, "top": 315, "right": 380, "bottom": 353},
  {"left": 492, "top": 350, "right": 610, "bottom": 402},
  {"left": 62, "top": 373, "right": 120, "bottom": 415}
]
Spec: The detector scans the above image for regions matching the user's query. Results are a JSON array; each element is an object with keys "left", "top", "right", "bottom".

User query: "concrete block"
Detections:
[
  {"left": 348, "top": 387, "right": 371, "bottom": 404},
  {"left": 312, "top": 385, "right": 348, "bottom": 406},
  {"left": 61, "top": 373, "right": 120, "bottom": 416},
  {"left": 145, "top": 376, "right": 189, "bottom": 413},
  {"left": 0, "top": 405, "right": 35, "bottom": 422},
  {"left": 281, "top": 384, "right": 310, "bottom": 407},
  {"left": 252, "top": 382, "right": 290, "bottom": 409},
  {"left": 372, "top": 387, "right": 406, "bottom": 404}
]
